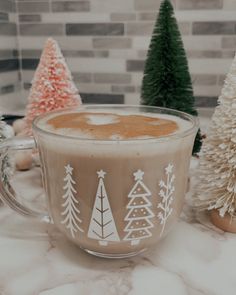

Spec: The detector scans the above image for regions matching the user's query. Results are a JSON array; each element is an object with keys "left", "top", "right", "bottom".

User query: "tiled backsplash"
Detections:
[
  {"left": 0, "top": 0, "right": 21, "bottom": 112},
  {"left": 1, "top": 0, "right": 236, "bottom": 112}
]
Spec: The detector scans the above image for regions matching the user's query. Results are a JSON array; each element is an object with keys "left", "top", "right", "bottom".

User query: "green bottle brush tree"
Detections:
[{"left": 141, "top": 0, "right": 202, "bottom": 155}]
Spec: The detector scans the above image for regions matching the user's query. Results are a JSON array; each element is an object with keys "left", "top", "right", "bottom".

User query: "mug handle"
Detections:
[{"left": 0, "top": 137, "right": 50, "bottom": 222}]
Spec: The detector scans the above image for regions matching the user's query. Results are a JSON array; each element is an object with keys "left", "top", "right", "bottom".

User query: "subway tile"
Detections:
[
  {"left": 22, "top": 58, "right": 39, "bottom": 70},
  {"left": 189, "top": 59, "right": 232, "bottom": 75},
  {"left": 0, "top": 39, "right": 23, "bottom": 51},
  {"left": 134, "top": 0, "right": 161, "bottom": 11},
  {"left": 221, "top": 51, "right": 235, "bottom": 58},
  {"left": 195, "top": 97, "right": 217, "bottom": 107},
  {"left": 80, "top": 93, "right": 124, "bottom": 104},
  {"left": 179, "top": 22, "right": 191, "bottom": 35},
  {"left": 218, "top": 75, "right": 226, "bottom": 85},
  {"left": 52, "top": 1, "right": 90, "bottom": 12},
  {"left": 222, "top": 36, "right": 236, "bottom": 49},
  {"left": 110, "top": 13, "right": 136, "bottom": 22},
  {"left": 138, "top": 13, "right": 157, "bottom": 21},
  {"left": 136, "top": 86, "right": 141, "bottom": 93},
  {"left": 66, "top": 23, "right": 124, "bottom": 36},
  {"left": 187, "top": 50, "right": 222, "bottom": 58},
  {"left": 93, "top": 37, "right": 132, "bottom": 49},
  {"left": 41, "top": 13, "right": 109, "bottom": 23},
  {"left": 0, "top": 12, "right": 9, "bottom": 22},
  {"left": 192, "top": 74, "right": 217, "bottom": 86},
  {"left": 112, "top": 85, "right": 135, "bottom": 93},
  {"left": 126, "top": 60, "right": 145, "bottom": 72},
  {"left": 0, "top": 1, "right": 15, "bottom": 12},
  {"left": 19, "top": 36, "right": 93, "bottom": 50},
  {"left": 0, "top": 84, "right": 15, "bottom": 94},
  {"left": 0, "top": 23, "right": 16, "bottom": 36},
  {"left": 183, "top": 36, "right": 222, "bottom": 50},
  {"left": 19, "top": 14, "right": 41, "bottom": 22},
  {"left": 132, "top": 73, "right": 142, "bottom": 85},
  {"left": 79, "top": 83, "right": 111, "bottom": 94},
  {"left": 192, "top": 22, "right": 235, "bottom": 35},
  {"left": 137, "top": 50, "right": 148, "bottom": 59},
  {"left": 223, "top": 0, "right": 236, "bottom": 9},
  {"left": 19, "top": 24, "right": 64, "bottom": 36},
  {"left": 23, "top": 82, "right": 31, "bottom": 90},
  {"left": 66, "top": 57, "right": 125, "bottom": 73},
  {"left": 90, "top": 0, "right": 134, "bottom": 12},
  {"left": 126, "top": 23, "right": 154, "bottom": 36},
  {"left": 125, "top": 94, "right": 140, "bottom": 104},
  {"left": 132, "top": 37, "right": 152, "bottom": 49},
  {"left": 62, "top": 50, "right": 109, "bottom": 58},
  {"left": 0, "top": 49, "right": 18, "bottom": 59},
  {"left": 72, "top": 72, "right": 92, "bottom": 83},
  {"left": 64, "top": 50, "right": 93, "bottom": 58},
  {"left": 177, "top": 0, "right": 223, "bottom": 9},
  {"left": 109, "top": 49, "right": 138, "bottom": 59},
  {"left": 21, "top": 49, "right": 42, "bottom": 58},
  {"left": 187, "top": 50, "right": 234, "bottom": 59},
  {"left": 0, "top": 59, "right": 19, "bottom": 73},
  {"left": 94, "top": 73, "right": 131, "bottom": 84},
  {"left": 194, "top": 84, "right": 224, "bottom": 97},
  {"left": 93, "top": 51, "right": 109, "bottom": 58},
  {"left": 17, "top": 1, "right": 49, "bottom": 13},
  {"left": 0, "top": 71, "right": 19, "bottom": 87}
]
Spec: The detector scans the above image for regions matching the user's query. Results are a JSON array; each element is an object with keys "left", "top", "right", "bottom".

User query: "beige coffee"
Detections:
[{"left": 35, "top": 109, "right": 195, "bottom": 256}]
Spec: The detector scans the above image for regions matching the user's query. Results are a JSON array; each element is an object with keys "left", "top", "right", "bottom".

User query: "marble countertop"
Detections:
[
  {"left": 1, "top": 113, "right": 236, "bottom": 295},
  {"left": 1, "top": 172, "right": 236, "bottom": 295}
]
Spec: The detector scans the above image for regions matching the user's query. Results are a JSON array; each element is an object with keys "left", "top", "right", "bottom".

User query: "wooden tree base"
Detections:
[{"left": 210, "top": 209, "right": 236, "bottom": 233}]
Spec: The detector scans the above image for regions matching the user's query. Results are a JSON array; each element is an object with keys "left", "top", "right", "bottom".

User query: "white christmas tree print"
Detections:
[
  {"left": 87, "top": 170, "right": 120, "bottom": 246},
  {"left": 157, "top": 164, "right": 175, "bottom": 237},
  {"left": 124, "top": 170, "right": 154, "bottom": 246},
  {"left": 61, "top": 164, "right": 83, "bottom": 238}
]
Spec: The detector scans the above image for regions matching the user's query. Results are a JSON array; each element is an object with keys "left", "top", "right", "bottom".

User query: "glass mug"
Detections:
[{"left": 0, "top": 105, "right": 198, "bottom": 258}]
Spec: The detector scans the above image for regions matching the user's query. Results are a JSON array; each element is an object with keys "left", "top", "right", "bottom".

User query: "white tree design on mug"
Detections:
[
  {"left": 87, "top": 170, "right": 120, "bottom": 246},
  {"left": 124, "top": 170, "right": 154, "bottom": 246},
  {"left": 61, "top": 164, "right": 83, "bottom": 238}
]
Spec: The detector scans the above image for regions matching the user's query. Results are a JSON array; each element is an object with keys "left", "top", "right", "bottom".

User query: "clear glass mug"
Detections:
[{"left": 0, "top": 105, "right": 198, "bottom": 258}]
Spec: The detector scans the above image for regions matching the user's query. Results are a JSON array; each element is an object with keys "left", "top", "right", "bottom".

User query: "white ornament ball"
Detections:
[
  {"left": 1, "top": 123, "right": 14, "bottom": 139},
  {"left": 15, "top": 151, "right": 33, "bottom": 171},
  {"left": 13, "top": 119, "right": 27, "bottom": 135}
]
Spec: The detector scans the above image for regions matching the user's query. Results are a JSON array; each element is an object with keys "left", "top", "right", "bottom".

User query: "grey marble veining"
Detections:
[{"left": 0, "top": 129, "right": 235, "bottom": 295}]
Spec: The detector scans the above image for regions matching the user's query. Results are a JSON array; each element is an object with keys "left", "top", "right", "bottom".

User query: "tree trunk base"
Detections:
[{"left": 210, "top": 209, "right": 236, "bottom": 233}]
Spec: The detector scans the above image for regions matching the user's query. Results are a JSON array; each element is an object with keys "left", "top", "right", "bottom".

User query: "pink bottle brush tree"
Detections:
[
  {"left": 14, "top": 38, "right": 82, "bottom": 171},
  {"left": 22, "top": 37, "right": 82, "bottom": 136}
]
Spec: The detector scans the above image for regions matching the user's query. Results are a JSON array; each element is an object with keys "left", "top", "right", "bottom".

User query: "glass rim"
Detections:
[{"left": 32, "top": 104, "right": 199, "bottom": 144}]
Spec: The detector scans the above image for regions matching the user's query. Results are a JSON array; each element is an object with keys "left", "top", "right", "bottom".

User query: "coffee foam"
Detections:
[
  {"left": 86, "top": 114, "right": 119, "bottom": 125},
  {"left": 39, "top": 110, "right": 194, "bottom": 141}
]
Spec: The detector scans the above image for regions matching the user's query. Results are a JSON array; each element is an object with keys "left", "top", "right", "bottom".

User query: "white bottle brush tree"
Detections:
[
  {"left": 0, "top": 117, "right": 14, "bottom": 186},
  {"left": 61, "top": 164, "right": 83, "bottom": 238},
  {"left": 124, "top": 170, "right": 154, "bottom": 246},
  {"left": 157, "top": 164, "right": 175, "bottom": 237},
  {"left": 87, "top": 170, "right": 120, "bottom": 246},
  {"left": 194, "top": 54, "right": 236, "bottom": 218}
]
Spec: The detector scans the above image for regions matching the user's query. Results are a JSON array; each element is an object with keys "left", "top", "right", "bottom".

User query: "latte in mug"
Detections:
[{"left": 33, "top": 106, "right": 196, "bottom": 258}]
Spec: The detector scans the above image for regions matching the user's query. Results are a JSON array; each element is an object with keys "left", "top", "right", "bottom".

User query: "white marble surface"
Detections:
[
  {"left": 1, "top": 112, "right": 236, "bottom": 295},
  {"left": 1, "top": 178, "right": 236, "bottom": 295}
]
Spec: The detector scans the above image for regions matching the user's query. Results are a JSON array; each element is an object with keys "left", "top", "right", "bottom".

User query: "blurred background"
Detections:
[{"left": 0, "top": 0, "right": 235, "bottom": 114}]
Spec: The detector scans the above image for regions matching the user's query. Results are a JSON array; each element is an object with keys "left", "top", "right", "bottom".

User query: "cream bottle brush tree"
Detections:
[
  {"left": 194, "top": 53, "right": 236, "bottom": 219},
  {"left": 0, "top": 117, "right": 14, "bottom": 186}
]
